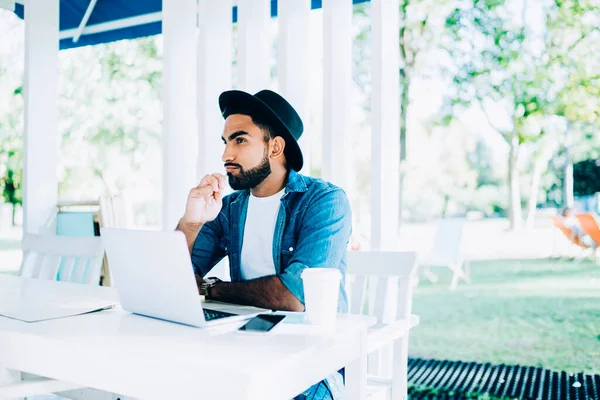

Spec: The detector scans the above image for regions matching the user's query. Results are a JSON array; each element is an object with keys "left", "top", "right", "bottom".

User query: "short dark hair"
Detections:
[
  {"left": 251, "top": 116, "right": 276, "bottom": 143},
  {"left": 251, "top": 115, "right": 288, "bottom": 169}
]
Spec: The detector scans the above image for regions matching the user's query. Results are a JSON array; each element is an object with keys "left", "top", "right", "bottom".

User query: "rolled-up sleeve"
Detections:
[{"left": 278, "top": 188, "right": 352, "bottom": 305}]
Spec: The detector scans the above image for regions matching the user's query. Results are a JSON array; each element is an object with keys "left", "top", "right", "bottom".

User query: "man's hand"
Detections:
[
  {"left": 183, "top": 173, "right": 227, "bottom": 225},
  {"left": 177, "top": 173, "right": 227, "bottom": 253}
]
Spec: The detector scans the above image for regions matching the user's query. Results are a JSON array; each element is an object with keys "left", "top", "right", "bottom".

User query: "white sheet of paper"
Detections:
[
  {"left": 0, "top": 298, "right": 117, "bottom": 322},
  {"left": 0, "top": 276, "right": 119, "bottom": 322}
]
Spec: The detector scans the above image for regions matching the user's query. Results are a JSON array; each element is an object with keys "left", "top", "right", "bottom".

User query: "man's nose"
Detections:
[{"left": 222, "top": 145, "right": 233, "bottom": 163}]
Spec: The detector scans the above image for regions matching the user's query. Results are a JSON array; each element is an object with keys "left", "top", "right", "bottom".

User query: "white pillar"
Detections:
[
  {"left": 197, "top": 0, "right": 233, "bottom": 177},
  {"left": 237, "top": 0, "right": 271, "bottom": 92},
  {"left": 322, "top": 0, "right": 352, "bottom": 191},
  {"left": 371, "top": 0, "right": 400, "bottom": 250},
  {"left": 23, "top": 0, "right": 59, "bottom": 234},
  {"left": 162, "top": 0, "right": 198, "bottom": 230},
  {"left": 278, "top": 0, "right": 311, "bottom": 174},
  {"left": 197, "top": 1, "right": 234, "bottom": 281}
]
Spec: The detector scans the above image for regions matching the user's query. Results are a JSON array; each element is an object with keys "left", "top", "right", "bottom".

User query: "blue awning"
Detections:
[{"left": 13, "top": 0, "right": 370, "bottom": 51}]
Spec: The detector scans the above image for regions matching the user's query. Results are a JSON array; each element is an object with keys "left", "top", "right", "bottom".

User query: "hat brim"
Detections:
[{"left": 219, "top": 90, "right": 304, "bottom": 172}]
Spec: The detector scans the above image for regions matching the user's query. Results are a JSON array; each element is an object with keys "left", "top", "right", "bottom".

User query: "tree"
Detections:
[
  {"left": 444, "top": 0, "right": 551, "bottom": 229},
  {"left": 544, "top": 0, "right": 600, "bottom": 209},
  {"left": 0, "top": 148, "right": 22, "bottom": 226},
  {"left": 56, "top": 37, "right": 163, "bottom": 226},
  {"left": 353, "top": 0, "right": 453, "bottom": 229},
  {"left": 573, "top": 160, "right": 600, "bottom": 197},
  {"left": 0, "top": 82, "right": 24, "bottom": 226}
]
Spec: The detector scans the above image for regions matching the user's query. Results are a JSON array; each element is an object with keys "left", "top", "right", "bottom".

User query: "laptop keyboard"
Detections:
[{"left": 203, "top": 308, "right": 236, "bottom": 321}]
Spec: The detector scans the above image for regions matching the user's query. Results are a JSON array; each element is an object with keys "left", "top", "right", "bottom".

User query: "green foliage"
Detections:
[
  {"left": 56, "top": 36, "right": 163, "bottom": 225},
  {"left": 468, "top": 139, "right": 500, "bottom": 188},
  {"left": 443, "top": 0, "right": 547, "bottom": 140},
  {"left": 0, "top": 77, "right": 24, "bottom": 225},
  {"left": 0, "top": 149, "right": 22, "bottom": 207},
  {"left": 573, "top": 160, "right": 600, "bottom": 197},
  {"left": 0, "top": 9, "right": 163, "bottom": 226}
]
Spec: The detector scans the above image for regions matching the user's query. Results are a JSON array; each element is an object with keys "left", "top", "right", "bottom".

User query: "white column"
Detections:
[
  {"left": 23, "top": 0, "right": 59, "bottom": 234},
  {"left": 322, "top": 0, "right": 352, "bottom": 191},
  {"left": 371, "top": 0, "right": 400, "bottom": 250},
  {"left": 237, "top": 0, "right": 271, "bottom": 92},
  {"left": 162, "top": 0, "right": 198, "bottom": 230},
  {"left": 197, "top": 0, "right": 233, "bottom": 177},
  {"left": 278, "top": 0, "right": 311, "bottom": 174}
]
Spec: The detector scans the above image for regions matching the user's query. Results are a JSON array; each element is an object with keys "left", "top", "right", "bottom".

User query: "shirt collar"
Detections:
[{"left": 285, "top": 169, "right": 308, "bottom": 193}]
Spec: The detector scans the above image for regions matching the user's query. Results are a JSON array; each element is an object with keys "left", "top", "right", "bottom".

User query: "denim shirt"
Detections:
[
  {"left": 191, "top": 170, "right": 352, "bottom": 399},
  {"left": 191, "top": 169, "right": 351, "bottom": 312}
]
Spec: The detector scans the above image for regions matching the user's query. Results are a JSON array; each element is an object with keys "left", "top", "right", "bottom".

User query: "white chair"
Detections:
[
  {"left": 98, "top": 193, "right": 132, "bottom": 287},
  {"left": 19, "top": 234, "right": 105, "bottom": 285},
  {"left": 346, "top": 251, "right": 420, "bottom": 400},
  {"left": 2, "top": 235, "right": 106, "bottom": 399},
  {"left": 99, "top": 194, "right": 131, "bottom": 229},
  {"left": 421, "top": 218, "right": 470, "bottom": 290}
]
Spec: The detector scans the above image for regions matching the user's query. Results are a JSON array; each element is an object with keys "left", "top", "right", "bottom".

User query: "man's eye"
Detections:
[{"left": 236, "top": 138, "right": 245, "bottom": 144}]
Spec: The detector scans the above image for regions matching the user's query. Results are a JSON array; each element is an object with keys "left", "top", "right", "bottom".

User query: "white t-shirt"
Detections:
[{"left": 240, "top": 189, "right": 285, "bottom": 280}]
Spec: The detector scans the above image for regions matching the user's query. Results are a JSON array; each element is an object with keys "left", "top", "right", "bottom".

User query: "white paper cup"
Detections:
[{"left": 301, "top": 268, "right": 341, "bottom": 331}]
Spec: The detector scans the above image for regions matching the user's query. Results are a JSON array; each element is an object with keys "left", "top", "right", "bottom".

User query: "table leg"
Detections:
[{"left": 345, "top": 328, "right": 367, "bottom": 400}]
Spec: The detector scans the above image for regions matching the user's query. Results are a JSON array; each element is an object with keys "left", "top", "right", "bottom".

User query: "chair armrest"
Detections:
[
  {"left": 366, "top": 314, "right": 419, "bottom": 353},
  {"left": 0, "top": 376, "right": 83, "bottom": 398}
]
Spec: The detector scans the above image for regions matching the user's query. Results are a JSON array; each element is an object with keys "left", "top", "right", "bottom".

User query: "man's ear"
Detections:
[{"left": 270, "top": 136, "right": 286, "bottom": 159}]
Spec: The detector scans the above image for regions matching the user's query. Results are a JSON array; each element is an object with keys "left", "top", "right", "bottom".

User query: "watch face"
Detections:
[{"left": 200, "top": 277, "right": 221, "bottom": 297}]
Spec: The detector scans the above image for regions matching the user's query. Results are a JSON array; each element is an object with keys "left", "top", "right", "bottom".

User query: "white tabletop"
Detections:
[{"left": 0, "top": 275, "right": 374, "bottom": 400}]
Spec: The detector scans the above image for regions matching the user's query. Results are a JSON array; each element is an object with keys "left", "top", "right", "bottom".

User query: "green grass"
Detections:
[{"left": 410, "top": 258, "right": 600, "bottom": 375}]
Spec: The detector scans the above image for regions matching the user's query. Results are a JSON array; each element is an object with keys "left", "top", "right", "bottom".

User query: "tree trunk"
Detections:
[
  {"left": 563, "top": 124, "right": 574, "bottom": 208},
  {"left": 508, "top": 132, "right": 522, "bottom": 230},
  {"left": 11, "top": 204, "right": 16, "bottom": 227},
  {"left": 441, "top": 194, "right": 450, "bottom": 218},
  {"left": 398, "top": 68, "right": 409, "bottom": 232},
  {"left": 525, "top": 155, "right": 546, "bottom": 229}
]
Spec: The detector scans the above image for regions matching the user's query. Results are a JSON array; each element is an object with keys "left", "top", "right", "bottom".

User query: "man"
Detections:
[{"left": 176, "top": 89, "right": 352, "bottom": 400}]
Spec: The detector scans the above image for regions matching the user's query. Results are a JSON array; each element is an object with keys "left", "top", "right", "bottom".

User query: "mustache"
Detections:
[{"left": 224, "top": 163, "right": 242, "bottom": 169}]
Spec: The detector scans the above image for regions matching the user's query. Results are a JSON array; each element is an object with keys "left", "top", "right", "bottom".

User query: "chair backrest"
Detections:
[
  {"left": 346, "top": 251, "right": 418, "bottom": 324},
  {"left": 99, "top": 194, "right": 130, "bottom": 229},
  {"left": 425, "top": 218, "right": 465, "bottom": 266},
  {"left": 19, "top": 234, "right": 105, "bottom": 285}
]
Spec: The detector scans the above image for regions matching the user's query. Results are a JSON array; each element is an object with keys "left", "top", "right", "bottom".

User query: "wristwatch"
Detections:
[{"left": 200, "top": 277, "right": 222, "bottom": 298}]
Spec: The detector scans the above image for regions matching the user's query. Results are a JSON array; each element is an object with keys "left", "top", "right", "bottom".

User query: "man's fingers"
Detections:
[
  {"left": 197, "top": 173, "right": 227, "bottom": 191},
  {"left": 214, "top": 189, "right": 223, "bottom": 203},
  {"left": 189, "top": 186, "right": 212, "bottom": 198},
  {"left": 212, "top": 173, "right": 227, "bottom": 189},
  {"left": 198, "top": 174, "right": 212, "bottom": 187},
  {"left": 203, "top": 193, "right": 214, "bottom": 205},
  {"left": 203, "top": 175, "right": 220, "bottom": 192}
]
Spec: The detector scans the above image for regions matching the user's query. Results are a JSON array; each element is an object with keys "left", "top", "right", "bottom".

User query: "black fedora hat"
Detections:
[{"left": 218, "top": 89, "right": 304, "bottom": 172}]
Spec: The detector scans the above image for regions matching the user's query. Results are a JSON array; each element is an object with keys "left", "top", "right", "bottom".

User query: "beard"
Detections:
[{"left": 226, "top": 150, "right": 272, "bottom": 190}]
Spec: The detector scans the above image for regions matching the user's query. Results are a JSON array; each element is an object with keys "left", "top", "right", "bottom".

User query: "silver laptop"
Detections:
[{"left": 101, "top": 228, "right": 264, "bottom": 327}]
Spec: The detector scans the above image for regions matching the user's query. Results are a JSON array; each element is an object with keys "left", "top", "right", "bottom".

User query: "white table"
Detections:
[{"left": 0, "top": 275, "right": 373, "bottom": 400}]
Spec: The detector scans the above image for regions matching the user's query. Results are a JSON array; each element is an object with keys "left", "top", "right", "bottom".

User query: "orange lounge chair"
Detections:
[
  {"left": 575, "top": 213, "right": 600, "bottom": 247},
  {"left": 550, "top": 215, "right": 590, "bottom": 249}
]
